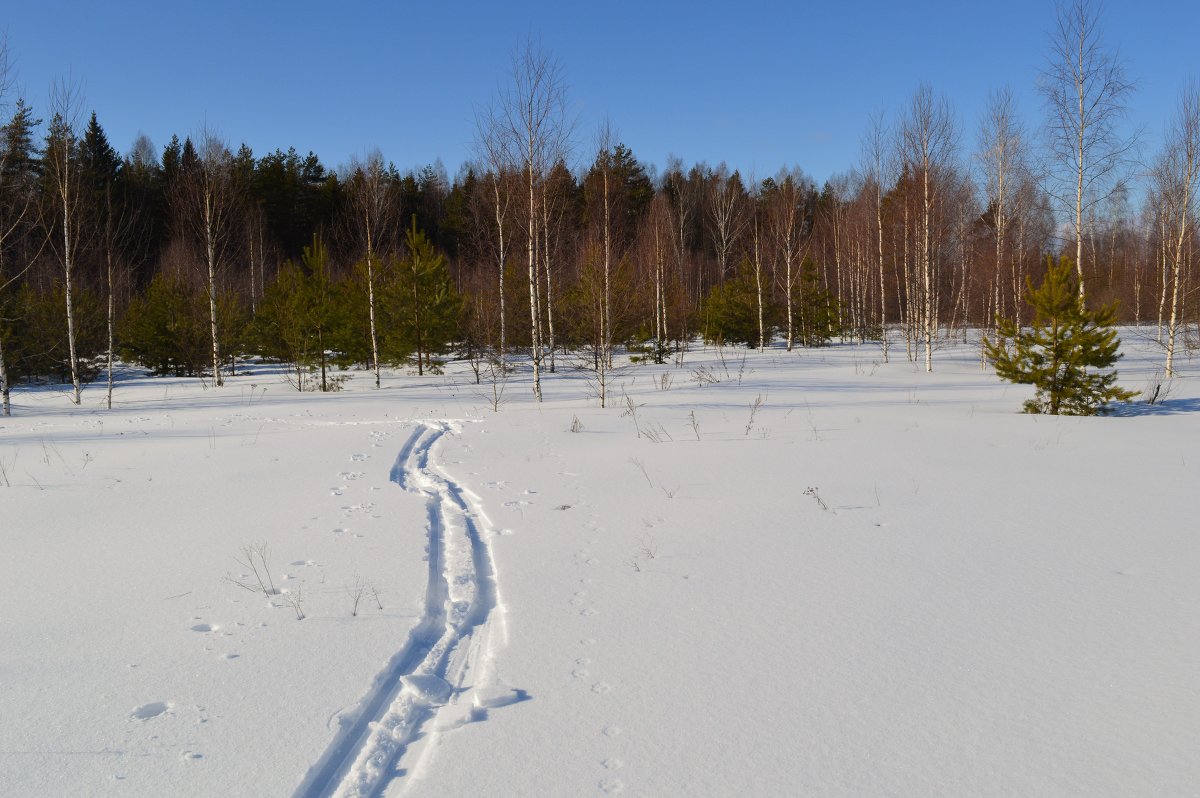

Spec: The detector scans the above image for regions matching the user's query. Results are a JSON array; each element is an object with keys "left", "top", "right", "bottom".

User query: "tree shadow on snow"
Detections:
[{"left": 1108, "top": 397, "right": 1200, "bottom": 417}]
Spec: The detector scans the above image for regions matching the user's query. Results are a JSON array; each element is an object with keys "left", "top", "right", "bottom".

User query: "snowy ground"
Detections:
[{"left": 1, "top": 330, "right": 1198, "bottom": 797}]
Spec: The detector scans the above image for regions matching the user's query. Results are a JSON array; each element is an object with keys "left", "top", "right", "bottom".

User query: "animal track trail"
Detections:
[{"left": 292, "top": 420, "right": 520, "bottom": 798}]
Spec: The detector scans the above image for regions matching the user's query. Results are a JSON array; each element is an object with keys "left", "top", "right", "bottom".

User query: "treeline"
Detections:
[{"left": 1, "top": 3, "right": 1197, "bottom": 413}]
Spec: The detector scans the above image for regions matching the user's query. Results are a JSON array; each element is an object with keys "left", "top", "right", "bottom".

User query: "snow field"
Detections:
[{"left": 1, "top": 333, "right": 1198, "bottom": 796}]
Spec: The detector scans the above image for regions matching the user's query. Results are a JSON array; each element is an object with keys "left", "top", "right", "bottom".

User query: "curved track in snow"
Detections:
[{"left": 293, "top": 421, "right": 516, "bottom": 798}]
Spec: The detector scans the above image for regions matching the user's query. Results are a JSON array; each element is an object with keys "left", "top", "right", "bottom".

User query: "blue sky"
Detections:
[{"left": 3, "top": 1, "right": 1196, "bottom": 185}]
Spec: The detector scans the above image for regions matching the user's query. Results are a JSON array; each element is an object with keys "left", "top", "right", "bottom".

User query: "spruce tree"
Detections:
[{"left": 986, "top": 256, "right": 1137, "bottom": 415}]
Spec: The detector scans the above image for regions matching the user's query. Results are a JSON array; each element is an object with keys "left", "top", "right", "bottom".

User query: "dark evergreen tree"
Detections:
[
  {"left": 119, "top": 272, "right": 209, "bottom": 376},
  {"left": 253, "top": 236, "right": 340, "bottom": 390},
  {"left": 701, "top": 269, "right": 772, "bottom": 348},
  {"left": 389, "top": 219, "right": 461, "bottom": 375},
  {"left": 986, "top": 256, "right": 1137, "bottom": 415},
  {"left": 80, "top": 112, "right": 121, "bottom": 193},
  {"left": 160, "top": 134, "right": 182, "bottom": 190},
  {"left": 794, "top": 257, "right": 839, "bottom": 347}
]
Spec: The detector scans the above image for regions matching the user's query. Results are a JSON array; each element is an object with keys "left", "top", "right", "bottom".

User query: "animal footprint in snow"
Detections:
[
  {"left": 190, "top": 623, "right": 219, "bottom": 633},
  {"left": 602, "top": 725, "right": 621, "bottom": 737},
  {"left": 571, "top": 668, "right": 589, "bottom": 679},
  {"left": 180, "top": 750, "right": 203, "bottom": 761},
  {"left": 330, "top": 487, "right": 345, "bottom": 496},
  {"left": 503, "top": 499, "right": 531, "bottom": 508},
  {"left": 602, "top": 758, "right": 624, "bottom": 771},
  {"left": 339, "top": 471, "right": 364, "bottom": 481},
  {"left": 130, "top": 702, "right": 172, "bottom": 721},
  {"left": 350, "top": 453, "right": 368, "bottom": 462},
  {"left": 599, "top": 778, "right": 625, "bottom": 793},
  {"left": 591, "top": 682, "right": 612, "bottom": 695},
  {"left": 484, "top": 480, "right": 509, "bottom": 490},
  {"left": 579, "top": 608, "right": 597, "bottom": 617}
]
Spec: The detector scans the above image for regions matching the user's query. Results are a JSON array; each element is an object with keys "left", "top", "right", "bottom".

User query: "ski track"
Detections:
[{"left": 293, "top": 420, "right": 518, "bottom": 798}]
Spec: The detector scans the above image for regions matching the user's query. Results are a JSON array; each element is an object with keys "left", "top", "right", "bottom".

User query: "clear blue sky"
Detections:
[{"left": 3, "top": 0, "right": 1197, "bottom": 186}]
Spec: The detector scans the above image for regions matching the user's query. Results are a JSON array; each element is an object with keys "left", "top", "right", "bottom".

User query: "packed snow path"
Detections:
[{"left": 294, "top": 421, "right": 514, "bottom": 798}]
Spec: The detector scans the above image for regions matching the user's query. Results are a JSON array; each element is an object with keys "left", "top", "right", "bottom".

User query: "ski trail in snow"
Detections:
[{"left": 293, "top": 420, "right": 517, "bottom": 798}]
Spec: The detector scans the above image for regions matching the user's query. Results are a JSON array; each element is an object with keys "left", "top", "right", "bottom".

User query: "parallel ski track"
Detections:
[{"left": 293, "top": 421, "right": 505, "bottom": 798}]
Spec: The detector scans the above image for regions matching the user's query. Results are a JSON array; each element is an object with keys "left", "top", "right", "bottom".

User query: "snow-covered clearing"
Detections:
[{"left": 1, "top": 332, "right": 1197, "bottom": 796}]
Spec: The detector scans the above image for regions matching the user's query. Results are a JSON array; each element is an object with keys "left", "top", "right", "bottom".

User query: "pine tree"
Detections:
[
  {"left": 390, "top": 218, "right": 461, "bottom": 375},
  {"left": 986, "top": 256, "right": 1137, "bottom": 415}
]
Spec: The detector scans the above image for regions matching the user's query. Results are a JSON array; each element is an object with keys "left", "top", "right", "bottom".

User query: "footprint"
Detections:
[
  {"left": 571, "top": 669, "right": 589, "bottom": 679},
  {"left": 576, "top": 657, "right": 591, "bottom": 665},
  {"left": 190, "top": 623, "right": 219, "bottom": 633},
  {"left": 222, "top": 653, "right": 240, "bottom": 660},
  {"left": 602, "top": 725, "right": 621, "bottom": 737},
  {"left": 350, "top": 453, "right": 368, "bottom": 462},
  {"left": 180, "top": 750, "right": 203, "bottom": 760},
  {"left": 599, "top": 778, "right": 625, "bottom": 793},
  {"left": 130, "top": 702, "right": 172, "bottom": 721},
  {"left": 602, "top": 758, "right": 624, "bottom": 771},
  {"left": 579, "top": 608, "right": 597, "bottom": 617},
  {"left": 580, "top": 638, "right": 597, "bottom": 646},
  {"left": 591, "top": 682, "right": 611, "bottom": 695}
]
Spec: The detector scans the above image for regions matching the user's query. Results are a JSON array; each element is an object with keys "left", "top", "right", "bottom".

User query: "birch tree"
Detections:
[
  {"left": 861, "top": 111, "right": 892, "bottom": 359},
  {"left": 899, "top": 85, "right": 958, "bottom": 372},
  {"left": 495, "top": 41, "right": 571, "bottom": 402},
  {"left": 175, "top": 130, "right": 239, "bottom": 387},
  {"left": 472, "top": 115, "right": 515, "bottom": 360},
  {"left": 977, "top": 88, "right": 1028, "bottom": 332},
  {"left": 343, "top": 150, "right": 395, "bottom": 388},
  {"left": 1041, "top": 0, "right": 1135, "bottom": 302},
  {"left": 1154, "top": 84, "right": 1200, "bottom": 376},
  {"left": 707, "top": 165, "right": 749, "bottom": 284},
  {"left": 765, "top": 168, "right": 811, "bottom": 351},
  {"left": 43, "top": 80, "right": 86, "bottom": 403}
]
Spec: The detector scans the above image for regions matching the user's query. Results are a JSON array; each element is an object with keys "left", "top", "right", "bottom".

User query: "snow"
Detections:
[{"left": 1, "top": 331, "right": 1197, "bottom": 796}]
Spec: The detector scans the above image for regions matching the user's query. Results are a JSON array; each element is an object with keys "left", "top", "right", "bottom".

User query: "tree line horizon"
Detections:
[{"left": 0, "top": 0, "right": 1196, "bottom": 414}]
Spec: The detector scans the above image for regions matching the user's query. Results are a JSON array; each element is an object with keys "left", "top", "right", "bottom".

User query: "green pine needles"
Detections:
[{"left": 986, "top": 256, "right": 1137, "bottom": 415}]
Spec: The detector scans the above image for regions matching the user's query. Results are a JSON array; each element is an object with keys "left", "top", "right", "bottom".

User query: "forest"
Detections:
[{"left": 0, "top": 1, "right": 1196, "bottom": 415}]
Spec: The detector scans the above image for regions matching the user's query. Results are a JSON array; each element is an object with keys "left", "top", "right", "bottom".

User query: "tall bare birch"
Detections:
[{"left": 1041, "top": 0, "right": 1135, "bottom": 302}]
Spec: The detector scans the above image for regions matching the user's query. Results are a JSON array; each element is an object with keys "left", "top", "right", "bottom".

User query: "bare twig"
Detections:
[
  {"left": 629, "top": 458, "right": 653, "bottom": 488},
  {"left": 803, "top": 486, "right": 829, "bottom": 511}
]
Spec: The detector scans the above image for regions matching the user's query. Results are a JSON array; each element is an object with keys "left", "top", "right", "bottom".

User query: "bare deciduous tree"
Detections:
[
  {"left": 1041, "top": 0, "right": 1136, "bottom": 301},
  {"left": 494, "top": 40, "right": 572, "bottom": 402},
  {"left": 175, "top": 129, "right": 239, "bottom": 387},
  {"left": 899, "top": 84, "right": 958, "bottom": 372},
  {"left": 765, "top": 168, "right": 812, "bottom": 352},
  {"left": 861, "top": 110, "right": 892, "bottom": 359},
  {"left": 1153, "top": 83, "right": 1200, "bottom": 376},
  {"left": 43, "top": 79, "right": 86, "bottom": 403},
  {"left": 977, "top": 88, "right": 1029, "bottom": 334},
  {"left": 707, "top": 165, "right": 749, "bottom": 285},
  {"left": 343, "top": 150, "right": 396, "bottom": 389}
]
